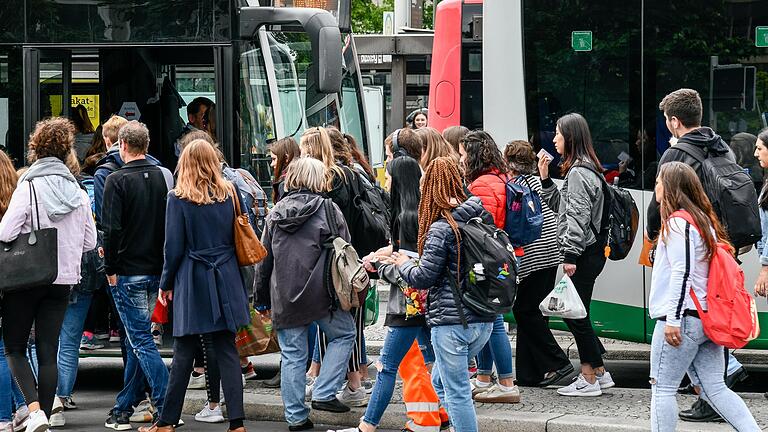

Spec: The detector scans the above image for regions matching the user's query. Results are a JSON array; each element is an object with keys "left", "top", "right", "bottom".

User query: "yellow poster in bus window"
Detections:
[{"left": 49, "top": 95, "right": 101, "bottom": 127}]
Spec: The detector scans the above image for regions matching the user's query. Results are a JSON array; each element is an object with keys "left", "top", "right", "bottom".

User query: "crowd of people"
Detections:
[{"left": 0, "top": 88, "right": 765, "bottom": 432}]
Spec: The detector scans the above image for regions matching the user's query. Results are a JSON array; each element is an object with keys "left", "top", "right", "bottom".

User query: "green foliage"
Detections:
[{"left": 351, "top": 0, "right": 395, "bottom": 34}]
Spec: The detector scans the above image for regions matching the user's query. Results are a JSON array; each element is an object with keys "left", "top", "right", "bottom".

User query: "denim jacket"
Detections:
[{"left": 758, "top": 203, "right": 768, "bottom": 266}]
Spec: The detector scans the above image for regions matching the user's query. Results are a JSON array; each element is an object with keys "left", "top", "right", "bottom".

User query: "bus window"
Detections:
[
  {"left": 268, "top": 33, "right": 305, "bottom": 139},
  {"left": 239, "top": 42, "right": 277, "bottom": 192},
  {"left": 339, "top": 34, "right": 368, "bottom": 157}
]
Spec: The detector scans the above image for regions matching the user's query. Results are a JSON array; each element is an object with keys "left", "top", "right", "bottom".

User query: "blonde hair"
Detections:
[
  {"left": 300, "top": 127, "right": 345, "bottom": 190},
  {"left": 102, "top": 115, "right": 128, "bottom": 145},
  {"left": 0, "top": 151, "right": 17, "bottom": 219},
  {"left": 175, "top": 139, "right": 231, "bottom": 205},
  {"left": 285, "top": 157, "right": 327, "bottom": 193},
  {"left": 417, "top": 127, "right": 458, "bottom": 168}
]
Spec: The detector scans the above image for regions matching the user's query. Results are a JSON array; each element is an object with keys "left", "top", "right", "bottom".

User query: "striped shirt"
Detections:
[{"left": 514, "top": 174, "right": 561, "bottom": 281}]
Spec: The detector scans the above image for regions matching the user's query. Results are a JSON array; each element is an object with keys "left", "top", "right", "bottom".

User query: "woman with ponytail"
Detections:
[{"left": 391, "top": 157, "right": 494, "bottom": 432}]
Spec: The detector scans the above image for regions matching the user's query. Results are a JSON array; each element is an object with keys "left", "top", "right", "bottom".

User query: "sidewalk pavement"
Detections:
[{"left": 183, "top": 383, "right": 767, "bottom": 431}]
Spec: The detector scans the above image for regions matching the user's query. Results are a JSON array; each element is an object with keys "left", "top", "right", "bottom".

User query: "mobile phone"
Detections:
[{"left": 537, "top": 148, "right": 554, "bottom": 161}]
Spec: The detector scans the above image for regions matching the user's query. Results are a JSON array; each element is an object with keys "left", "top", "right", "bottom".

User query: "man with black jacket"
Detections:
[
  {"left": 102, "top": 121, "right": 172, "bottom": 430},
  {"left": 648, "top": 89, "right": 749, "bottom": 423}
]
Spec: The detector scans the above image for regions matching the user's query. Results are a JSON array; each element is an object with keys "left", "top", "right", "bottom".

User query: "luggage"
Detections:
[
  {"left": 323, "top": 199, "right": 370, "bottom": 312},
  {"left": 348, "top": 171, "right": 391, "bottom": 257},
  {"left": 501, "top": 175, "right": 543, "bottom": 247}
]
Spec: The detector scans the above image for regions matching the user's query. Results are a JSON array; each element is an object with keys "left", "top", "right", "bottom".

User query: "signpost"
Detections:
[
  {"left": 572, "top": 31, "right": 593, "bottom": 52},
  {"left": 757, "top": 27, "right": 768, "bottom": 48}
]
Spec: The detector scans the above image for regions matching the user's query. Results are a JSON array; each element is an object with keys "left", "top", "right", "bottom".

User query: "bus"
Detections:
[
  {"left": 0, "top": 0, "right": 369, "bottom": 356},
  {"left": 0, "top": 0, "right": 369, "bottom": 200},
  {"left": 428, "top": 0, "right": 768, "bottom": 348}
]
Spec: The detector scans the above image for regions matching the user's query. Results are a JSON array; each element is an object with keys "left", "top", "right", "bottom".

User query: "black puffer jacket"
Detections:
[{"left": 398, "top": 197, "right": 496, "bottom": 328}]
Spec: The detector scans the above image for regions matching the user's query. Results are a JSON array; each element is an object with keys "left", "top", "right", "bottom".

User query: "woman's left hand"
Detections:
[
  {"left": 664, "top": 325, "right": 682, "bottom": 347},
  {"left": 755, "top": 267, "right": 768, "bottom": 297},
  {"left": 388, "top": 252, "right": 411, "bottom": 267},
  {"left": 159, "top": 289, "right": 173, "bottom": 306}
]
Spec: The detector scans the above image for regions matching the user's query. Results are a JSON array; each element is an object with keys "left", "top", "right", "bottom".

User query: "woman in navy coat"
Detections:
[{"left": 143, "top": 139, "right": 250, "bottom": 432}]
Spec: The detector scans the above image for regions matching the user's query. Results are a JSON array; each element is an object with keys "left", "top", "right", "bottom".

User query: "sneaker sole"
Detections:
[
  {"left": 104, "top": 422, "right": 132, "bottom": 431},
  {"left": 49, "top": 414, "right": 65, "bottom": 427},
  {"left": 341, "top": 398, "right": 369, "bottom": 407},
  {"left": 599, "top": 381, "right": 616, "bottom": 390},
  {"left": 194, "top": 415, "right": 226, "bottom": 423},
  {"left": 28, "top": 423, "right": 50, "bottom": 432},
  {"left": 557, "top": 389, "right": 602, "bottom": 397}
]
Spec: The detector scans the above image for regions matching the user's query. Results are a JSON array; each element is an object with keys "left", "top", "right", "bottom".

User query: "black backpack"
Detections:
[
  {"left": 448, "top": 217, "right": 519, "bottom": 327},
  {"left": 675, "top": 143, "right": 761, "bottom": 249},
  {"left": 577, "top": 165, "right": 639, "bottom": 261},
  {"left": 348, "top": 171, "right": 391, "bottom": 257}
]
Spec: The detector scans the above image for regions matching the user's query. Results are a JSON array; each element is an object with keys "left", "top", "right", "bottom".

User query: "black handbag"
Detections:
[{"left": 0, "top": 180, "right": 59, "bottom": 292}]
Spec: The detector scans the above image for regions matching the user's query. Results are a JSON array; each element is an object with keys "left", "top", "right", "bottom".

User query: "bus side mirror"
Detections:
[{"left": 240, "top": 7, "right": 343, "bottom": 94}]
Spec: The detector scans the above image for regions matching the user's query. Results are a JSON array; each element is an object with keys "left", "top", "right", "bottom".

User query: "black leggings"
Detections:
[
  {"left": 513, "top": 266, "right": 571, "bottom": 385},
  {"left": 160, "top": 331, "right": 243, "bottom": 429},
  {"left": 562, "top": 243, "right": 608, "bottom": 369},
  {"left": 1, "top": 284, "right": 70, "bottom": 417}
]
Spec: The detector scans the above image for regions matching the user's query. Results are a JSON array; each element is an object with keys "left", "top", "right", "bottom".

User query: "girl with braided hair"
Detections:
[{"left": 390, "top": 157, "right": 494, "bottom": 432}]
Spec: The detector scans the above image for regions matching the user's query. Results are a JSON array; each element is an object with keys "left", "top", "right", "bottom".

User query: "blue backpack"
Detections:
[
  {"left": 81, "top": 175, "right": 96, "bottom": 216},
  {"left": 501, "top": 175, "right": 543, "bottom": 247}
]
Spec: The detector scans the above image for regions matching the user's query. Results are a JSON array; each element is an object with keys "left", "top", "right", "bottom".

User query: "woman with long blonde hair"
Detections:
[
  {"left": 391, "top": 157, "right": 494, "bottom": 432},
  {"left": 147, "top": 140, "right": 250, "bottom": 432},
  {"left": 649, "top": 162, "right": 759, "bottom": 431}
]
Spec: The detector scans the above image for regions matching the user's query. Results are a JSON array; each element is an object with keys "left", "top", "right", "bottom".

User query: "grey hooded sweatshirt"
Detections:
[{"left": 254, "top": 190, "right": 351, "bottom": 330}]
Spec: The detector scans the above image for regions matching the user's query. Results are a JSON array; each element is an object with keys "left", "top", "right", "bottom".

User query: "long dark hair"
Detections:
[
  {"left": 557, "top": 113, "right": 603, "bottom": 174},
  {"left": 388, "top": 156, "right": 421, "bottom": 251},
  {"left": 758, "top": 128, "right": 768, "bottom": 210},
  {"left": 462, "top": 130, "right": 507, "bottom": 182},
  {"left": 344, "top": 133, "right": 375, "bottom": 179},
  {"left": 270, "top": 137, "right": 300, "bottom": 202},
  {"left": 659, "top": 162, "right": 730, "bottom": 260}
]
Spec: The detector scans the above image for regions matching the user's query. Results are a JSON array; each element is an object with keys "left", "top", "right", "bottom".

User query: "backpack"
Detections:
[
  {"left": 675, "top": 143, "right": 761, "bottom": 249},
  {"left": 501, "top": 175, "right": 543, "bottom": 246},
  {"left": 348, "top": 170, "right": 391, "bottom": 257},
  {"left": 671, "top": 210, "right": 760, "bottom": 349},
  {"left": 322, "top": 199, "right": 370, "bottom": 312},
  {"left": 448, "top": 217, "right": 519, "bottom": 327},
  {"left": 81, "top": 175, "right": 96, "bottom": 216},
  {"left": 577, "top": 165, "right": 639, "bottom": 261}
]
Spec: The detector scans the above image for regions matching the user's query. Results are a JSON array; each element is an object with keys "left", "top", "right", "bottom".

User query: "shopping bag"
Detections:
[
  {"left": 539, "top": 275, "right": 587, "bottom": 319},
  {"left": 638, "top": 235, "right": 655, "bottom": 267},
  {"left": 151, "top": 298, "right": 169, "bottom": 324},
  {"left": 235, "top": 309, "right": 280, "bottom": 357},
  {"left": 364, "top": 285, "right": 380, "bottom": 326}
]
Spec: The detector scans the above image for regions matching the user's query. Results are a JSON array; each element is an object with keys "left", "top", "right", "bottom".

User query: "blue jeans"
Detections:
[
  {"left": 56, "top": 289, "right": 93, "bottom": 398},
  {"left": 476, "top": 314, "right": 514, "bottom": 379},
  {"left": 363, "top": 326, "right": 433, "bottom": 426},
  {"left": 111, "top": 276, "right": 168, "bottom": 415},
  {"left": 431, "top": 322, "right": 492, "bottom": 432},
  {"left": 688, "top": 351, "right": 742, "bottom": 388},
  {"left": 277, "top": 312, "right": 355, "bottom": 426},
  {"left": 650, "top": 317, "right": 759, "bottom": 432}
]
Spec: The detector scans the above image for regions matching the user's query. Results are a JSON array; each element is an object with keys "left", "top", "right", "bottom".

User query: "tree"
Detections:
[{"left": 351, "top": 0, "right": 394, "bottom": 34}]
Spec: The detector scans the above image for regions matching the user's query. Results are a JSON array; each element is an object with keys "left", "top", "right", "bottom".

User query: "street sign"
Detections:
[
  {"left": 572, "top": 31, "right": 593, "bottom": 52},
  {"left": 757, "top": 27, "right": 768, "bottom": 48}
]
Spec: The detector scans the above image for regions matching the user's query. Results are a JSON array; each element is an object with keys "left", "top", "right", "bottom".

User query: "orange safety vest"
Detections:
[{"left": 398, "top": 340, "right": 449, "bottom": 431}]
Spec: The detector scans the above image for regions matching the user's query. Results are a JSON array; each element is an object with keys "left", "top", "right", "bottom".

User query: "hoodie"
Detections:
[
  {"left": 646, "top": 127, "right": 735, "bottom": 239},
  {"left": 254, "top": 190, "right": 351, "bottom": 330}
]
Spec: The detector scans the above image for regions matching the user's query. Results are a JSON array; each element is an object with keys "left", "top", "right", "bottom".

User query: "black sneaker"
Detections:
[
  {"left": 288, "top": 418, "right": 314, "bottom": 431},
  {"left": 679, "top": 399, "right": 724, "bottom": 423},
  {"left": 105, "top": 411, "right": 132, "bottom": 430},
  {"left": 311, "top": 398, "right": 350, "bottom": 413}
]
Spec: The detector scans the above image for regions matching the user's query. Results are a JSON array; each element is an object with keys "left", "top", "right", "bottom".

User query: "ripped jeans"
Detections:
[{"left": 650, "top": 317, "right": 759, "bottom": 432}]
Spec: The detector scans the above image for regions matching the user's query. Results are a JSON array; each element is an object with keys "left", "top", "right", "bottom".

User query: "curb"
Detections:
[{"left": 182, "top": 390, "right": 735, "bottom": 431}]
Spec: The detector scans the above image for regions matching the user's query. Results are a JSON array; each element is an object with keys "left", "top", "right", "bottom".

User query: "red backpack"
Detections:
[{"left": 671, "top": 210, "right": 760, "bottom": 349}]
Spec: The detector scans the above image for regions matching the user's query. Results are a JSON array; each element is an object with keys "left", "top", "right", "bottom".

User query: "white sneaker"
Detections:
[
  {"left": 473, "top": 384, "right": 521, "bottom": 403},
  {"left": 194, "top": 402, "right": 225, "bottom": 423},
  {"left": 557, "top": 374, "right": 602, "bottom": 397},
  {"left": 51, "top": 399, "right": 63, "bottom": 416},
  {"left": 470, "top": 378, "right": 493, "bottom": 396},
  {"left": 13, "top": 406, "right": 29, "bottom": 432},
  {"left": 597, "top": 371, "right": 615, "bottom": 389},
  {"left": 337, "top": 385, "right": 369, "bottom": 407},
  {"left": 24, "top": 410, "right": 49, "bottom": 432},
  {"left": 128, "top": 400, "right": 155, "bottom": 423},
  {"left": 188, "top": 372, "right": 206, "bottom": 390},
  {"left": 47, "top": 413, "right": 64, "bottom": 428},
  {"left": 0, "top": 421, "right": 13, "bottom": 432},
  {"left": 305, "top": 375, "right": 316, "bottom": 401}
]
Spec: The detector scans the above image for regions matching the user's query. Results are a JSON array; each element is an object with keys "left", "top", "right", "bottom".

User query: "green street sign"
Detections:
[
  {"left": 572, "top": 31, "right": 593, "bottom": 52},
  {"left": 757, "top": 27, "right": 768, "bottom": 48}
]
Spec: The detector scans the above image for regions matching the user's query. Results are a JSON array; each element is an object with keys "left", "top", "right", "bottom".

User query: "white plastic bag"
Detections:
[{"left": 539, "top": 275, "right": 587, "bottom": 319}]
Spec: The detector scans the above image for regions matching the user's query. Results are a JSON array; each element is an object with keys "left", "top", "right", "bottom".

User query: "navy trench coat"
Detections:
[{"left": 159, "top": 188, "right": 250, "bottom": 337}]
